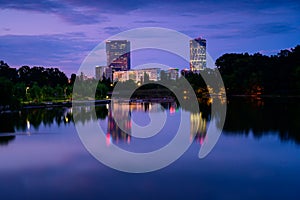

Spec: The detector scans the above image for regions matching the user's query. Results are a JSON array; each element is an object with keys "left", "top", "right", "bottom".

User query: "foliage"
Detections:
[
  {"left": 0, "top": 62, "right": 71, "bottom": 108},
  {"left": 0, "top": 44, "right": 300, "bottom": 109},
  {"left": 72, "top": 76, "right": 109, "bottom": 100},
  {"left": 216, "top": 45, "right": 300, "bottom": 95},
  {"left": 0, "top": 77, "right": 14, "bottom": 107},
  {"left": 18, "top": 65, "right": 68, "bottom": 87}
]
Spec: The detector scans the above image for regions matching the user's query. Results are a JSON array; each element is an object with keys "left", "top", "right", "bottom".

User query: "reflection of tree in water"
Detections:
[
  {"left": 176, "top": 98, "right": 212, "bottom": 144},
  {"left": 0, "top": 136, "right": 15, "bottom": 146},
  {"left": 1, "top": 98, "right": 300, "bottom": 145},
  {"left": 19, "top": 108, "right": 72, "bottom": 130},
  {"left": 180, "top": 97, "right": 211, "bottom": 119},
  {"left": 72, "top": 106, "right": 108, "bottom": 125},
  {"left": 178, "top": 96, "right": 300, "bottom": 145},
  {"left": 224, "top": 97, "right": 300, "bottom": 144},
  {"left": 0, "top": 108, "right": 74, "bottom": 133},
  {"left": 0, "top": 113, "right": 16, "bottom": 133}
]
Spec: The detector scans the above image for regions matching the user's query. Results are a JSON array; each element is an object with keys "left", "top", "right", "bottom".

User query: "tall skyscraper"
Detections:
[
  {"left": 106, "top": 40, "right": 130, "bottom": 71},
  {"left": 190, "top": 37, "right": 206, "bottom": 72}
]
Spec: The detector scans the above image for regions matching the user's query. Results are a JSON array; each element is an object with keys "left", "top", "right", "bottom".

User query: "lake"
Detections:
[{"left": 0, "top": 97, "right": 300, "bottom": 199}]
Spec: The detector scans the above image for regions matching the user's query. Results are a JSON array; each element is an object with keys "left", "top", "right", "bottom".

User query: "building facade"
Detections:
[
  {"left": 190, "top": 37, "right": 206, "bottom": 72},
  {"left": 106, "top": 40, "right": 130, "bottom": 72},
  {"left": 113, "top": 68, "right": 161, "bottom": 83},
  {"left": 166, "top": 68, "right": 179, "bottom": 80}
]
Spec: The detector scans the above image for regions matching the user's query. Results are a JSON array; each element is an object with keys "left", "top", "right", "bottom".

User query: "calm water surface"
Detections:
[{"left": 0, "top": 97, "right": 300, "bottom": 200}]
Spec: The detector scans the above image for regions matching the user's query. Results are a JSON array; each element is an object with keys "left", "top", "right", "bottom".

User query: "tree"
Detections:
[
  {"left": 215, "top": 48, "right": 300, "bottom": 95},
  {"left": 70, "top": 73, "right": 76, "bottom": 85},
  {"left": 29, "top": 83, "right": 42, "bottom": 102},
  {"left": 54, "top": 84, "right": 64, "bottom": 99},
  {"left": 96, "top": 83, "right": 108, "bottom": 99},
  {"left": 13, "top": 82, "right": 26, "bottom": 101},
  {"left": 0, "top": 61, "right": 17, "bottom": 82},
  {"left": 17, "top": 66, "right": 31, "bottom": 84},
  {"left": 0, "top": 77, "right": 13, "bottom": 107},
  {"left": 41, "top": 85, "right": 54, "bottom": 101}
]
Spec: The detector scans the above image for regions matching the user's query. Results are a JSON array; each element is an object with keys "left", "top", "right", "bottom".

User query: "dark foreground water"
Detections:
[{"left": 0, "top": 97, "right": 300, "bottom": 200}]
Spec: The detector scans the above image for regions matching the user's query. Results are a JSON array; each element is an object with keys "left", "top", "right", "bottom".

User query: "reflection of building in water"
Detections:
[
  {"left": 107, "top": 103, "right": 132, "bottom": 145},
  {"left": 106, "top": 102, "right": 173, "bottom": 145},
  {"left": 190, "top": 112, "right": 207, "bottom": 144},
  {"left": 129, "top": 102, "right": 169, "bottom": 112}
]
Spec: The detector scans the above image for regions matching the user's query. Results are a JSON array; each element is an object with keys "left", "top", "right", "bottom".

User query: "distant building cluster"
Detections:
[
  {"left": 95, "top": 37, "right": 207, "bottom": 82},
  {"left": 113, "top": 67, "right": 179, "bottom": 83},
  {"left": 113, "top": 68, "right": 161, "bottom": 83}
]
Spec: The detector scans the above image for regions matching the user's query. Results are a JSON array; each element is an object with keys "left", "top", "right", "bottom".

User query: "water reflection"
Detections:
[
  {"left": 106, "top": 101, "right": 180, "bottom": 145},
  {"left": 190, "top": 112, "right": 207, "bottom": 144},
  {"left": 0, "top": 136, "right": 15, "bottom": 146},
  {"left": 224, "top": 97, "right": 300, "bottom": 144},
  {"left": 107, "top": 102, "right": 131, "bottom": 144},
  {"left": 1, "top": 97, "right": 300, "bottom": 146},
  {"left": 0, "top": 108, "right": 72, "bottom": 133}
]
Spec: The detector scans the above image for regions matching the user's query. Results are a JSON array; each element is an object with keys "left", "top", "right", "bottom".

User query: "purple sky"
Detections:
[{"left": 0, "top": 0, "right": 300, "bottom": 76}]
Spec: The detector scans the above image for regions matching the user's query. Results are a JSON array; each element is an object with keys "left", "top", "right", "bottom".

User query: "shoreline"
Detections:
[{"left": 1, "top": 95, "right": 300, "bottom": 112}]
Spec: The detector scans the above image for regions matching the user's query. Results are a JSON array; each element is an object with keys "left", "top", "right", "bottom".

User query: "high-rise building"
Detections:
[
  {"left": 106, "top": 40, "right": 130, "bottom": 71},
  {"left": 190, "top": 37, "right": 206, "bottom": 72}
]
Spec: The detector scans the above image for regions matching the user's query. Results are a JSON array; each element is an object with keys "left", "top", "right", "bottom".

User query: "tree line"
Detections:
[
  {"left": 139, "top": 45, "right": 300, "bottom": 97},
  {"left": 216, "top": 45, "right": 300, "bottom": 95},
  {"left": 0, "top": 61, "right": 71, "bottom": 108},
  {"left": 0, "top": 61, "right": 109, "bottom": 109},
  {"left": 1, "top": 44, "right": 299, "bottom": 109}
]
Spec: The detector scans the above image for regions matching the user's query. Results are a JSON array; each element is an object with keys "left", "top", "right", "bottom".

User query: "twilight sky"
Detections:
[{"left": 0, "top": 0, "right": 300, "bottom": 76}]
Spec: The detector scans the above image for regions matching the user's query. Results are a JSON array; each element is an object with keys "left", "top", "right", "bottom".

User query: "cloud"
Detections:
[
  {"left": 3, "top": 28, "right": 11, "bottom": 32},
  {"left": 255, "top": 23, "right": 297, "bottom": 34},
  {"left": 0, "top": 0, "right": 299, "bottom": 73},
  {"left": 64, "top": 0, "right": 146, "bottom": 12},
  {"left": 0, "top": 0, "right": 149, "bottom": 15},
  {"left": 1, "top": 0, "right": 300, "bottom": 26},
  {"left": 0, "top": 0, "right": 106, "bottom": 25},
  {"left": 0, "top": 33, "right": 97, "bottom": 74},
  {"left": 205, "top": 22, "right": 297, "bottom": 40},
  {"left": 196, "top": 22, "right": 243, "bottom": 30},
  {"left": 103, "top": 26, "right": 124, "bottom": 35},
  {"left": 133, "top": 20, "right": 161, "bottom": 24}
]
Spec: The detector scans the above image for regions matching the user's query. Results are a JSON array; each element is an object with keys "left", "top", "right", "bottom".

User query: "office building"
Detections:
[
  {"left": 105, "top": 67, "right": 113, "bottom": 81},
  {"left": 106, "top": 40, "right": 130, "bottom": 71},
  {"left": 190, "top": 37, "right": 206, "bottom": 72}
]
